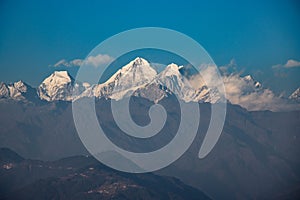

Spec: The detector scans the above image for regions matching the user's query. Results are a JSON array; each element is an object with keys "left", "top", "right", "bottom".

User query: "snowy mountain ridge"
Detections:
[
  {"left": 0, "top": 80, "right": 37, "bottom": 101},
  {"left": 289, "top": 87, "right": 300, "bottom": 102},
  {"left": 1, "top": 57, "right": 299, "bottom": 111},
  {"left": 79, "top": 57, "right": 158, "bottom": 100}
]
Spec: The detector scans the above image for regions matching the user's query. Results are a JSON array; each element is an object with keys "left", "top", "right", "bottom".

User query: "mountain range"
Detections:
[
  {"left": 1, "top": 57, "right": 299, "bottom": 111},
  {"left": 0, "top": 57, "right": 300, "bottom": 199}
]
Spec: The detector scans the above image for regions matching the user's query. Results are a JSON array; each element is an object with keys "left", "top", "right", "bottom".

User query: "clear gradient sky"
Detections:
[{"left": 0, "top": 0, "right": 300, "bottom": 94}]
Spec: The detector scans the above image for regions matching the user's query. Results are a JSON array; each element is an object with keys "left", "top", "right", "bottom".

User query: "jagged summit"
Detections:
[
  {"left": 243, "top": 75, "right": 261, "bottom": 89},
  {"left": 243, "top": 75, "right": 253, "bottom": 81},
  {"left": 85, "top": 57, "right": 157, "bottom": 100},
  {"left": 13, "top": 80, "right": 27, "bottom": 91},
  {"left": 0, "top": 82, "right": 9, "bottom": 98},
  {"left": 289, "top": 87, "right": 300, "bottom": 102},
  {"left": 159, "top": 63, "right": 182, "bottom": 77},
  {"left": 42, "top": 71, "right": 72, "bottom": 85},
  {"left": 0, "top": 80, "right": 37, "bottom": 101},
  {"left": 131, "top": 57, "right": 149, "bottom": 66},
  {"left": 105, "top": 57, "right": 156, "bottom": 85},
  {"left": 37, "top": 71, "right": 83, "bottom": 101}
]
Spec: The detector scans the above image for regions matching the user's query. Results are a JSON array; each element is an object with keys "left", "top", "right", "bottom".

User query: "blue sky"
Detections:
[{"left": 0, "top": 0, "right": 299, "bottom": 94}]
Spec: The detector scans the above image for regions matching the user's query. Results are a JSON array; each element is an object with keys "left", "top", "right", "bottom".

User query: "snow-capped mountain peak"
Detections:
[
  {"left": 135, "top": 63, "right": 199, "bottom": 102},
  {"left": 37, "top": 71, "right": 82, "bottom": 101},
  {"left": 242, "top": 75, "right": 261, "bottom": 89},
  {"left": 13, "top": 80, "right": 28, "bottom": 92},
  {"left": 0, "top": 82, "right": 9, "bottom": 98},
  {"left": 0, "top": 80, "right": 37, "bottom": 101},
  {"left": 159, "top": 63, "right": 183, "bottom": 77},
  {"left": 42, "top": 71, "right": 72, "bottom": 86},
  {"left": 243, "top": 75, "right": 253, "bottom": 81},
  {"left": 130, "top": 57, "right": 149, "bottom": 67},
  {"left": 289, "top": 87, "right": 300, "bottom": 102},
  {"left": 8, "top": 81, "right": 28, "bottom": 100},
  {"left": 105, "top": 57, "right": 156, "bottom": 84},
  {"left": 88, "top": 57, "right": 157, "bottom": 100}
]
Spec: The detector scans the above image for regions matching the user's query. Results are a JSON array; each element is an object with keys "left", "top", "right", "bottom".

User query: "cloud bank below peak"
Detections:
[
  {"left": 222, "top": 73, "right": 299, "bottom": 111},
  {"left": 188, "top": 67, "right": 299, "bottom": 112}
]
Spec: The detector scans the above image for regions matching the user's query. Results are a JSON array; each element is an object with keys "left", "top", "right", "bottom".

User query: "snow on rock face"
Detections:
[
  {"left": 0, "top": 80, "right": 36, "bottom": 101},
  {"left": 134, "top": 63, "right": 221, "bottom": 103},
  {"left": 133, "top": 63, "right": 183, "bottom": 102},
  {"left": 88, "top": 57, "right": 158, "bottom": 100},
  {"left": 151, "top": 63, "right": 197, "bottom": 102},
  {"left": 0, "top": 82, "right": 9, "bottom": 98},
  {"left": 38, "top": 71, "right": 83, "bottom": 101},
  {"left": 8, "top": 81, "right": 26, "bottom": 100},
  {"left": 243, "top": 75, "right": 261, "bottom": 89},
  {"left": 107, "top": 57, "right": 157, "bottom": 87},
  {"left": 77, "top": 59, "right": 223, "bottom": 103},
  {"left": 42, "top": 71, "right": 72, "bottom": 86},
  {"left": 13, "top": 81, "right": 28, "bottom": 92},
  {"left": 8, "top": 81, "right": 32, "bottom": 100},
  {"left": 289, "top": 88, "right": 300, "bottom": 102}
]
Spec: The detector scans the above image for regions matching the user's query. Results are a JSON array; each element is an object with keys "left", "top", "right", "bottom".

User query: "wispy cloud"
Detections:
[
  {"left": 284, "top": 59, "right": 300, "bottom": 68},
  {"left": 219, "top": 58, "right": 238, "bottom": 75},
  {"left": 272, "top": 59, "right": 300, "bottom": 69},
  {"left": 53, "top": 59, "right": 83, "bottom": 67},
  {"left": 51, "top": 54, "right": 114, "bottom": 68},
  {"left": 84, "top": 54, "right": 114, "bottom": 67}
]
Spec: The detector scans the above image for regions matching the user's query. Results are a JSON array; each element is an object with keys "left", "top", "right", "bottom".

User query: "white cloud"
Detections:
[
  {"left": 84, "top": 54, "right": 114, "bottom": 67},
  {"left": 272, "top": 59, "right": 300, "bottom": 69},
  {"left": 222, "top": 73, "right": 300, "bottom": 111},
  {"left": 190, "top": 62, "right": 300, "bottom": 111},
  {"left": 219, "top": 58, "right": 239, "bottom": 75},
  {"left": 71, "top": 59, "right": 83, "bottom": 66},
  {"left": 284, "top": 59, "right": 300, "bottom": 68},
  {"left": 51, "top": 54, "right": 114, "bottom": 68},
  {"left": 271, "top": 64, "right": 282, "bottom": 69},
  {"left": 53, "top": 59, "right": 67, "bottom": 67},
  {"left": 223, "top": 74, "right": 271, "bottom": 110},
  {"left": 53, "top": 59, "right": 83, "bottom": 68}
]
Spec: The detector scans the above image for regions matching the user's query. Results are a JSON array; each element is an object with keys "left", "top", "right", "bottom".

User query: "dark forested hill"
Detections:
[{"left": 0, "top": 148, "right": 210, "bottom": 200}]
